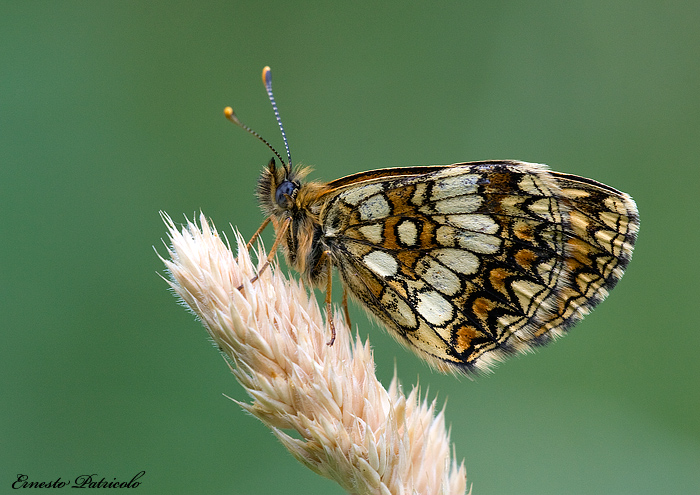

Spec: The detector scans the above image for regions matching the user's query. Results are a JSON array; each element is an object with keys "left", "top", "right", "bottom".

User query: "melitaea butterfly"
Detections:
[{"left": 224, "top": 67, "right": 639, "bottom": 374}]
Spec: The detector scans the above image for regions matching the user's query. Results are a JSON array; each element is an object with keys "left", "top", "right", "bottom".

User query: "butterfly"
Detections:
[{"left": 224, "top": 67, "right": 639, "bottom": 375}]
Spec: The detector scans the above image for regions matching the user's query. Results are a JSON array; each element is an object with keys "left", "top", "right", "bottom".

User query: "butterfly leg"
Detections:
[
  {"left": 245, "top": 216, "right": 271, "bottom": 250},
  {"left": 325, "top": 254, "right": 336, "bottom": 346},
  {"left": 237, "top": 216, "right": 291, "bottom": 291}
]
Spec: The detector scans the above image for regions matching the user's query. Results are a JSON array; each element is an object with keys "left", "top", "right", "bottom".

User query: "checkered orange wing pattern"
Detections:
[{"left": 314, "top": 161, "right": 638, "bottom": 373}]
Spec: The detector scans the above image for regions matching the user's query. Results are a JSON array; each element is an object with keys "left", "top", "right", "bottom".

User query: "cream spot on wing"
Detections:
[
  {"left": 511, "top": 279, "right": 547, "bottom": 313},
  {"left": 363, "top": 250, "right": 398, "bottom": 278},
  {"left": 381, "top": 289, "right": 417, "bottom": 329},
  {"left": 404, "top": 321, "right": 455, "bottom": 364},
  {"left": 456, "top": 231, "right": 501, "bottom": 254},
  {"left": 323, "top": 206, "right": 345, "bottom": 237},
  {"left": 599, "top": 211, "right": 621, "bottom": 231},
  {"left": 561, "top": 187, "right": 590, "bottom": 200},
  {"left": 418, "top": 258, "right": 461, "bottom": 296},
  {"left": 432, "top": 167, "right": 467, "bottom": 178},
  {"left": 359, "top": 194, "right": 391, "bottom": 221},
  {"left": 517, "top": 170, "right": 556, "bottom": 196},
  {"left": 605, "top": 195, "right": 632, "bottom": 215},
  {"left": 447, "top": 214, "right": 499, "bottom": 234},
  {"left": 433, "top": 248, "right": 480, "bottom": 275},
  {"left": 341, "top": 183, "right": 383, "bottom": 206},
  {"left": 518, "top": 174, "right": 545, "bottom": 195},
  {"left": 397, "top": 220, "right": 418, "bottom": 246},
  {"left": 430, "top": 173, "right": 480, "bottom": 201},
  {"left": 433, "top": 195, "right": 482, "bottom": 214},
  {"left": 417, "top": 290, "right": 453, "bottom": 326},
  {"left": 595, "top": 229, "right": 623, "bottom": 256},
  {"left": 436, "top": 226, "right": 456, "bottom": 247},
  {"left": 528, "top": 197, "right": 561, "bottom": 222},
  {"left": 536, "top": 258, "right": 557, "bottom": 281},
  {"left": 359, "top": 224, "right": 383, "bottom": 244},
  {"left": 411, "top": 183, "right": 427, "bottom": 205}
]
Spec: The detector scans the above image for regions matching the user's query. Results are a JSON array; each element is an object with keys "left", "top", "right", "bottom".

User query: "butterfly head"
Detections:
[{"left": 256, "top": 157, "right": 306, "bottom": 217}]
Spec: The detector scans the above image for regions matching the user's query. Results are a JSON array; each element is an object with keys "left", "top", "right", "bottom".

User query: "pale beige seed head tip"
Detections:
[{"left": 161, "top": 212, "right": 468, "bottom": 495}]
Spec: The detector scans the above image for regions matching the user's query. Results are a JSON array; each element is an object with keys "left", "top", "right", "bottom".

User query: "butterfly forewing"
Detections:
[{"left": 314, "top": 161, "right": 638, "bottom": 374}]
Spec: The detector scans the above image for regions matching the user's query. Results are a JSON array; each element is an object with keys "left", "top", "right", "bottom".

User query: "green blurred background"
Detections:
[{"left": 2, "top": 2, "right": 698, "bottom": 494}]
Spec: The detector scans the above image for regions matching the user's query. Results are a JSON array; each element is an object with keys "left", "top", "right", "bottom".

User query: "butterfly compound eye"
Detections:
[{"left": 275, "top": 180, "right": 298, "bottom": 208}]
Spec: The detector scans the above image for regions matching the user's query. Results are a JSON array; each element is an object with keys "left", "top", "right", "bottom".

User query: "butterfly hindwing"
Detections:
[{"left": 318, "top": 161, "right": 638, "bottom": 373}]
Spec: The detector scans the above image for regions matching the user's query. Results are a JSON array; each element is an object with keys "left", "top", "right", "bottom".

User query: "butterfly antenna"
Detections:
[
  {"left": 261, "top": 66, "right": 293, "bottom": 173},
  {"left": 223, "top": 106, "right": 287, "bottom": 168}
]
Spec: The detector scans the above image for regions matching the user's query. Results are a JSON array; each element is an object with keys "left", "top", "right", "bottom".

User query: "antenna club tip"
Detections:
[
  {"left": 223, "top": 106, "right": 234, "bottom": 118},
  {"left": 262, "top": 66, "right": 271, "bottom": 85}
]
